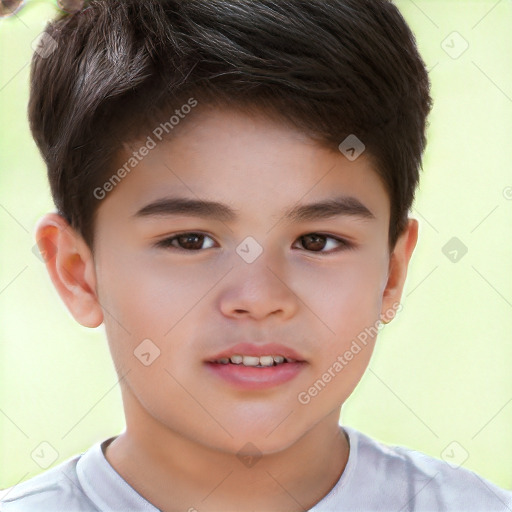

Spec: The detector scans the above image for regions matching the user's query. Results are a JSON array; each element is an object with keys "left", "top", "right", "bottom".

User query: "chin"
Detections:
[{"left": 214, "top": 421, "right": 308, "bottom": 456}]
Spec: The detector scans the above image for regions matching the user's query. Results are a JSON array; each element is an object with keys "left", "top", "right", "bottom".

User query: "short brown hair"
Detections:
[{"left": 28, "top": 0, "right": 433, "bottom": 253}]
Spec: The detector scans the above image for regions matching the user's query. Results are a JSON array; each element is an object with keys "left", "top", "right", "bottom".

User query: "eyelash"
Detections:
[{"left": 154, "top": 232, "right": 355, "bottom": 254}]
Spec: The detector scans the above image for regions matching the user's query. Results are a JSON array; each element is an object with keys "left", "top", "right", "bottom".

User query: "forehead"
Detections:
[{"left": 97, "top": 107, "right": 390, "bottom": 229}]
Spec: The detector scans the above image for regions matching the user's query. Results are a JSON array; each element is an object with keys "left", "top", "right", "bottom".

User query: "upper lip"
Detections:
[{"left": 206, "top": 342, "right": 306, "bottom": 363}]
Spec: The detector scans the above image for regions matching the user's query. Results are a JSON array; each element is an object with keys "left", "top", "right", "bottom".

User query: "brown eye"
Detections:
[
  {"left": 295, "top": 233, "right": 353, "bottom": 253},
  {"left": 155, "top": 232, "right": 215, "bottom": 252}
]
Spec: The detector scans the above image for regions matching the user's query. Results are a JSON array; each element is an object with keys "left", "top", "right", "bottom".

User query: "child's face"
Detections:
[{"left": 44, "top": 107, "right": 416, "bottom": 453}]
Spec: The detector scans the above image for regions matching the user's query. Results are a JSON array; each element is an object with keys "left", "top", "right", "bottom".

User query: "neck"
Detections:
[{"left": 104, "top": 395, "right": 349, "bottom": 512}]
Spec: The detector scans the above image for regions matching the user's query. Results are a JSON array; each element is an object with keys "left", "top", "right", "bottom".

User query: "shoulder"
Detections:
[
  {"left": 344, "top": 426, "right": 512, "bottom": 511},
  {"left": 0, "top": 453, "right": 97, "bottom": 512}
]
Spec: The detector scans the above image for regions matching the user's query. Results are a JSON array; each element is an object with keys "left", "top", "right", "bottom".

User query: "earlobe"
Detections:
[
  {"left": 380, "top": 218, "right": 419, "bottom": 324},
  {"left": 34, "top": 213, "right": 103, "bottom": 328}
]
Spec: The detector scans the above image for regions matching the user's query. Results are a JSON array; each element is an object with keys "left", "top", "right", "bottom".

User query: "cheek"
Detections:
[
  {"left": 289, "top": 259, "right": 385, "bottom": 407},
  {"left": 97, "top": 252, "right": 217, "bottom": 392},
  {"left": 97, "top": 250, "right": 222, "bottom": 338},
  {"left": 292, "top": 252, "right": 386, "bottom": 346}
]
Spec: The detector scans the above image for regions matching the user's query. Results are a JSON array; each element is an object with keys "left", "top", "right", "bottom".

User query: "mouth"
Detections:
[
  {"left": 209, "top": 354, "right": 299, "bottom": 367},
  {"left": 205, "top": 342, "right": 306, "bottom": 366},
  {"left": 204, "top": 344, "right": 307, "bottom": 390}
]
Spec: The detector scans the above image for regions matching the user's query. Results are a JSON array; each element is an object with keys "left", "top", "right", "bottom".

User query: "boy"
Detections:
[{"left": 2, "top": 0, "right": 511, "bottom": 510}]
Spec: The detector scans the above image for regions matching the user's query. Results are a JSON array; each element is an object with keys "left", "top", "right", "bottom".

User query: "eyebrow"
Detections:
[{"left": 133, "top": 195, "right": 376, "bottom": 223}]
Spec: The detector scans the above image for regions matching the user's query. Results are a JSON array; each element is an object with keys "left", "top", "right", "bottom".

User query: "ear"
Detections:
[
  {"left": 34, "top": 213, "right": 103, "bottom": 328},
  {"left": 380, "top": 218, "right": 419, "bottom": 324}
]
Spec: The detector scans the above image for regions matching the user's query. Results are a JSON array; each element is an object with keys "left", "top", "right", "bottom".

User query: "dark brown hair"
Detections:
[{"left": 28, "top": 0, "right": 433, "bottom": 254}]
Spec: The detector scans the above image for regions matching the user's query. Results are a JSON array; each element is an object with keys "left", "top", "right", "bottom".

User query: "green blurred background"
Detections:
[{"left": 1, "top": 0, "right": 511, "bottom": 492}]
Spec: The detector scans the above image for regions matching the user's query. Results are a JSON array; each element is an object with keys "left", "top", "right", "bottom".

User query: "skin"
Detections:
[{"left": 35, "top": 107, "right": 418, "bottom": 512}]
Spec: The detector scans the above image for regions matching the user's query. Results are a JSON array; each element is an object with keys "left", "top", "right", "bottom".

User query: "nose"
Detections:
[{"left": 219, "top": 252, "right": 299, "bottom": 321}]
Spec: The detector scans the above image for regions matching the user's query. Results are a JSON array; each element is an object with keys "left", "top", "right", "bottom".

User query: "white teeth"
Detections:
[
  {"left": 259, "top": 356, "right": 274, "bottom": 367},
  {"left": 243, "top": 356, "right": 260, "bottom": 366},
  {"left": 214, "top": 354, "right": 294, "bottom": 366}
]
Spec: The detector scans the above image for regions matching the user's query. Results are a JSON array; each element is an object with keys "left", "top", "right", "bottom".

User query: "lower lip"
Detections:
[{"left": 204, "top": 361, "right": 306, "bottom": 390}]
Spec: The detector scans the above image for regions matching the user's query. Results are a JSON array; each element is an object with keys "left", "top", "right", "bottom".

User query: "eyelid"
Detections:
[
  {"left": 153, "top": 231, "right": 356, "bottom": 254},
  {"left": 295, "top": 233, "right": 356, "bottom": 253},
  {"left": 153, "top": 231, "right": 216, "bottom": 250}
]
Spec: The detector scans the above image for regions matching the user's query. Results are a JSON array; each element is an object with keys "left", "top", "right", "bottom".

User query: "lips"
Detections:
[
  {"left": 205, "top": 342, "right": 306, "bottom": 363},
  {"left": 205, "top": 360, "right": 306, "bottom": 390}
]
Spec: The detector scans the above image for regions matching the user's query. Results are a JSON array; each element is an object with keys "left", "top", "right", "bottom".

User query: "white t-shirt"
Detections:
[{"left": 1, "top": 425, "right": 511, "bottom": 511}]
